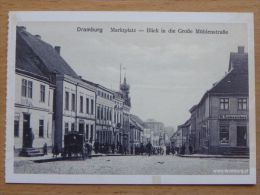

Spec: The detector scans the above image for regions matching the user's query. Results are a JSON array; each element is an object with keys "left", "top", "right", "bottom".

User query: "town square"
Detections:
[{"left": 10, "top": 18, "right": 251, "bottom": 179}]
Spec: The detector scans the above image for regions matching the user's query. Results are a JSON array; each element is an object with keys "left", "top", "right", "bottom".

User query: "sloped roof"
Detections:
[
  {"left": 130, "top": 114, "right": 145, "bottom": 130},
  {"left": 209, "top": 69, "right": 248, "bottom": 94},
  {"left": 16, "top": 26, "right": 79, "bottom": 78},
  {"left": 16, "top": 28, "right": 48, "bottom": 78}
]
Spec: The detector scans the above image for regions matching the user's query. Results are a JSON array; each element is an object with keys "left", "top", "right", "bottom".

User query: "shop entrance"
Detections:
[{"left": 237, "top": 126, "right": 247, "bottom": 146}]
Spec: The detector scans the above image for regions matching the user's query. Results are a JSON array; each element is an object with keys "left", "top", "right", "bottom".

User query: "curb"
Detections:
[{"left": 177, "top": 154, "right": 249, "bottom": 159}]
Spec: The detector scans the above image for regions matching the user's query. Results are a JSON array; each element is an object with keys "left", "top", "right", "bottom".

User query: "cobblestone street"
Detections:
[{"left": 14, "top": 155, "right": 249, "bottom": 175}]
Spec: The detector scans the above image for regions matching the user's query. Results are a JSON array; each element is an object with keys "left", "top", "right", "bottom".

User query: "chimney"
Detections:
[
  {"left": 35, "top": 34, "right": 41, "bottom": 39},
  {"left": 20, "top": 26, "right": 26, "bottom": 31},
  {"left": 238, "top": 46, "right": 244, "bottom": 54},
  {"left": 54, "top": 46, "right": 61, "bottom": 55}
]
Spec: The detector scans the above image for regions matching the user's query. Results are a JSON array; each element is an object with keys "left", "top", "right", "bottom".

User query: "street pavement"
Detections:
[{"left": 14, "top": 155, "right": 249, "bottom": 175}]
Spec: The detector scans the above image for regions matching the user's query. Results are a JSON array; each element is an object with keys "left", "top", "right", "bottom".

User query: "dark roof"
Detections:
[
  {"left": 209, "top": 69, "right": 248, "bottom": 94},
  {"left": 196, "top": 47, "right": 248, "bottom": 107},
  {"left": 16, "top": 26, "right": 79, "bottom": 78},
  {"left": 16, "top": 29, "right": 48, "bottom": 78},
  {"left": 130, "top": 114, "right": 145, "bottom": 128}
]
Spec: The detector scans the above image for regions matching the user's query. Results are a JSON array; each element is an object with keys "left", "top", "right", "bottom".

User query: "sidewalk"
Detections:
[
  {"left": 14, "top": 152, "right": 130, "bottom": 163},
  {"left": 177, "top": 154, "right": 249, "bottom": 159}
]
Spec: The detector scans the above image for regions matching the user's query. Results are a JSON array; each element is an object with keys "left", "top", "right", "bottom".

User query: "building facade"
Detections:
[
  {"left": 55, "top": 75, "right": 96, "bottom": 148},
  {"left": 113, "top": 91, "right": 124, "bottom": 146},
  {"left": 129, "top": 114, "right": 144, "bottom": 154},
  {"left": 181, "top": 46, "right": 249, "bottom": 155},
  {"left": 15, "top": 26, "right": 55, "bottom": 153},
  {"left": 14, "top": 68, "right": 54, "bottom": 151},
  {"left": 95, "top": 85, "right": 115, "bottom": 145}
]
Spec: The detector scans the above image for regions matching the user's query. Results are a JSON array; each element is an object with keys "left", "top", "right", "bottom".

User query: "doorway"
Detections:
[
  {"left": 79, "top": 123, "right": 84, "bottom": 134},
  {"left": 22, "top": 113, "right": 31, "bottom": 148},
  {"left": 237, "top": 126, "right": 247, "bottom": 146}
]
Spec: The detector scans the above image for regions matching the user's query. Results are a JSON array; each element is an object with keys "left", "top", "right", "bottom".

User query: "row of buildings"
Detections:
[
  {"left": 171, "top": 46, "right": 249, "bottom": 155},
  {"left": 14, "top": 26, "right": 146, "bottom": 155}
]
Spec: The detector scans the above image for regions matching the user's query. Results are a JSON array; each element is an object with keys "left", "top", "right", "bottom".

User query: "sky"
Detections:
[{"left": 18, "top": 21, "right": 248, "bottom": 129}]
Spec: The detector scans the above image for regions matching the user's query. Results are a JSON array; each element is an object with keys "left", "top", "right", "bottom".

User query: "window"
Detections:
[
  {"left": 80, "top": 96, "right": 83, "bottom": 113},
  {"left": 86, "top": 124, "right": 89, "bottom": 140},
  {"left": 220, "top": 98, "right": 229, "bottom": 110},
  {"left": 71, "top": 123, "right": 75, "bottom": 131},
  {"left": 107, "top": 108, "right": 109, "bottom": 121},
  {"left": 65, "top": 92, "right": 69, "bottom": 110},
  {"left": 28, "top": 81, "right": 33, "bottom": 98},
  {"left": 101, "top": 106, "right": 103, "bottom": 120},
  {"left": 21, "top": 79, "right": 27, "bottom": 97},
  {"left": 86, "top": 98, "right": 89, "bottom": 114},
  {"left": 71, "top": 94, "right": 75, "bottom": 111},
  {"left": 90, "top": 125, "right": 94, "bottom": 142},
  {"left": 238, "top": 98, "right": 247, "bottom": 110},
  {"left": 65, "top": 122, "right": 69, "bottom": 134},
  {"left": 219, "top": 125, "right": 229, "bottom": 144},
  {"left": 14, "top": 114, "right": 19, "bottom": 137},
  {"left": 40, "top": 85, "right": 45, "bottom": 102},
  {"left": 97, "top": 106, "right": 100, "bottom": 119},
  {"left": 104, "top": 107, "right": 107, "bottom": 120},
  {"left": 21, "top": 79, "right": 33, "bottom": 98},
  {"left": 39, "top": 120, "right": 44, "bottom": 138},
  {"left": 91, "top": 99, "right": 94, "bottom": 115}
]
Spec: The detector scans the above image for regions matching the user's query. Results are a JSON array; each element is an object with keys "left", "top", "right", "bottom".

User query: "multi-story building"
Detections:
[
  {"left": 120, "top": 76, "right": 131, "bottom": 152},
  {"left": 15, "top": 27, "right": 55, "bottom": 154},
  {"left": 145, "top": 119, "right": 166, "bottom": 146},
  {"left": 16, "top": 26, "right": 97, "bottom": 152},
  {"left": 113, "top": 91, "right": 124, "bottom": 145},
  {"left": 55, "top": 76, "right": 96, "bottom": 148},
  {"left": 182, "top": 46, "right": 249, "bottom": 155},
  {"left": 129, "top": 114, "right": 144, "bottom": 154},
  {"left": 170, "top": 128, "right": 183, "bottom": 151},
  {"left": 95, "top": 85, "right": 114, "bottom": 145}
]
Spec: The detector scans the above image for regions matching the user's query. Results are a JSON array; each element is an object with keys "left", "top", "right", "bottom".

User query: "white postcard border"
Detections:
[{"left": 6, "top": 11, "right": 256, "bottom": 184}]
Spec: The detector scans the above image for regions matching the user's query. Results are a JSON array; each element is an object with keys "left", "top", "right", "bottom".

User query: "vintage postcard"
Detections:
[{"left": 6, "top": 11, "right": 255, "bottom": 184}]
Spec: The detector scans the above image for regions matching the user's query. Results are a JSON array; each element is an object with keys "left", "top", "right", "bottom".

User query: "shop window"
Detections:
[
  {"left": 219, "top": 125, "right": 229, "bottom": 144},
  {"left": 65, "top": 122, "right": 69, "bottom": 134}
]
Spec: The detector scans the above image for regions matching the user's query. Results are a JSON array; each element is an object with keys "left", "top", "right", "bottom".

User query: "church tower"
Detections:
[{"left": 120, "top": 76, "right": 131, "bottom": 107}]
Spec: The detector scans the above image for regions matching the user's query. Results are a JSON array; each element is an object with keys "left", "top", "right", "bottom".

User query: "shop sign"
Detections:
[{"left": 219, "top": 114, "right": 248, "bottom": 120}]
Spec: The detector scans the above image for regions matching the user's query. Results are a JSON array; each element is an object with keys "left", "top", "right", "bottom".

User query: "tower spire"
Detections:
[{"left": 120, "top": 64, "right": 122, "bottom": 88}]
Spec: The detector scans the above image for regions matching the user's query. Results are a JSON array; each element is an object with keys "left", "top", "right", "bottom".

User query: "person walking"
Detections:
[{"left": 146, "top": 141, "right": 152, "bottom": 156}]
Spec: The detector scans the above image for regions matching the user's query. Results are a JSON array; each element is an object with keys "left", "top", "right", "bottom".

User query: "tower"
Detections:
[{"left": 120, "top": 76, "right": 131, "bottom": 107}]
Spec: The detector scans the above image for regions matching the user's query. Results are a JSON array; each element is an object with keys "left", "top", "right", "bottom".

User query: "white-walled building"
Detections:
[
  {"left": 15, "top": 27, "right": 55, "bottom": 154},
  {"left": 14, "top": 68, "right": 54, "bottom": 151},
  {"left": 95, "top": 85, "right": 115, "bottom": 145},
  {"left": 55, "top": 75, "right": 96, "bottom": 148}
]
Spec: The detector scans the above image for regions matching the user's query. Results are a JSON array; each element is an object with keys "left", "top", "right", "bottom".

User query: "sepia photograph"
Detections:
[{"left": 5, "top": 12, "right": 256, "bottom": 184}]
